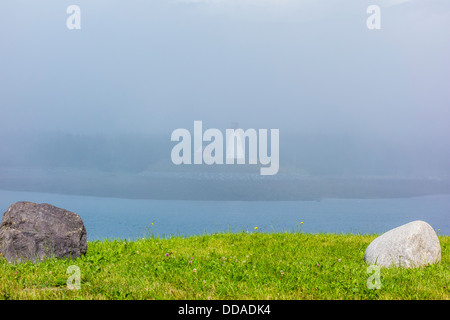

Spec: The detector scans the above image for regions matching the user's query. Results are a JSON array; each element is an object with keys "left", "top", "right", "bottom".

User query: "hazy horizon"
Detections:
[{"left": 1, "top": 1, "right": 449, "bottom": 192}]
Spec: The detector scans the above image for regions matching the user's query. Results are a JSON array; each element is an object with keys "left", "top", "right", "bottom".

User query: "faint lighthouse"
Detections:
[{"left": 226, "top": 121, "right": 246, "bottom": 163}]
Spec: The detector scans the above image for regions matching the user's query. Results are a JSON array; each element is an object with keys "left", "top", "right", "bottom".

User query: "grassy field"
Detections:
[{"left": 0, "top": 232, "right": 448, "bottom": 300}]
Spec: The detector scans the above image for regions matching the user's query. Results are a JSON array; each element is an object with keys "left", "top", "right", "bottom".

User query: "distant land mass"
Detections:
[
  {"left": 0, "top": 132, "right": 449, "bottom": 200},
  {"left": 0, "top": 167, "right": 449, "bottom": 201}
]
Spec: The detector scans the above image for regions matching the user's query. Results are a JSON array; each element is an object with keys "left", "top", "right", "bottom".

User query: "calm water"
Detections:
[{"left": 0, "top": 189, "right": 448, "bottom": 240}]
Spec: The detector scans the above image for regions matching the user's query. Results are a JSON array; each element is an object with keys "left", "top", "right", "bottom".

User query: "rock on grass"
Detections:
[
  {"left": 0, "top": 201, "right": 87, "bottom": 263},
  {"left": 364, "top": 220, "right": 441, "bottom": 268}
]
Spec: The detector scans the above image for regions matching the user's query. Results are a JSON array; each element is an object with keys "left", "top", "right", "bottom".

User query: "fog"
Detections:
[{"left": 0, "top": 0, "right": 449, "bottom": 199}]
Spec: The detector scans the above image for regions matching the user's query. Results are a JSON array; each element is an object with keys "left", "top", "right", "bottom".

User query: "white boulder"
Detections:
[{"left": 364, "top": 220, "right": 441, "bottom": 268}]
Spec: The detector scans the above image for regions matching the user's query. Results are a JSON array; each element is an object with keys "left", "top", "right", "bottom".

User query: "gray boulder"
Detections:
[
  {"left": 364, "top": 220, "right": 441, "bottom": 268},
  {"left": 0, "top": 201, "right": 87, "bottom": 263}
]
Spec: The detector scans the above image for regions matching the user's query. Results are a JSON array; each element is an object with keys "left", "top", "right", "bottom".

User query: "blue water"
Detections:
[{"left": 0, "top": 189, "right": 448, "bottom": 240}]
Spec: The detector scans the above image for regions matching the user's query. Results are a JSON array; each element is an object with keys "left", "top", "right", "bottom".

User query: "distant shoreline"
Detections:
[{"left": 1, "top": 168, "right": 449, "bottom": 201}]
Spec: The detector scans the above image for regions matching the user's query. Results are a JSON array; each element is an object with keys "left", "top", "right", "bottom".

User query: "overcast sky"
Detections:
[{"left": 0, "top": 0, "right": 449, "bottom": 142}]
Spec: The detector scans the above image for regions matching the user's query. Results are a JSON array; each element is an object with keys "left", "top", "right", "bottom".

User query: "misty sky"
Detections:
[{"left": 0, "top": 0, "right": 449, "bottom": 141}]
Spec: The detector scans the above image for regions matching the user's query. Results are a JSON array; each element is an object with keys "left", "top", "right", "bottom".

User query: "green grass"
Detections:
[{"left": 0, "top": 232, "right": 448, "bottom": 300}]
